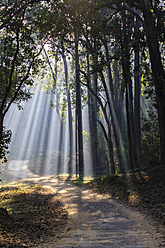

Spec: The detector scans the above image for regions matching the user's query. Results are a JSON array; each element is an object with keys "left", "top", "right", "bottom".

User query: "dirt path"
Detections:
[{"left": 21, "top": 176, "right": 165, "bottom": 248}]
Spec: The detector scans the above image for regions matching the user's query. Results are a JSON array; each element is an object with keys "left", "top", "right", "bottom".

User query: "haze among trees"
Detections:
[{"left": 0, "top": 0, "right": 164, "bottom": 180}]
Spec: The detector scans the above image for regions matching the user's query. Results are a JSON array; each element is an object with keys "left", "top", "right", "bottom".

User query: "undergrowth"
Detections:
[{"left": 85, "top": 165, "right": 165, "bottom": 225}]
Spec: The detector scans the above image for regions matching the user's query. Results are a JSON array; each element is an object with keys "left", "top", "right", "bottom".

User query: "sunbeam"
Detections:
[{"left": 3, "top": 81, "right": 93, "bottom": 181}]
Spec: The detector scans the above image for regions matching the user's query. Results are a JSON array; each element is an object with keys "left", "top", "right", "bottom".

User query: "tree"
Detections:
[
  {"left": 134, "top": 16, "right": 141, "bottom": 154},
  {"left": 104, "top": 0, "right": 165, "bottom": 165},
  {"left": 75, "top": 32, "right": 84, "bottom": 180},
  {"left": 142, "top": 2, "right": 165, "bottom": 165},
  {"left": 1, "top": 0, "right": 164, "bottom": 176},
  {"left": 0, "top": 0, "right": 42, "bottom": 31},
  {"left": 0, "top": 1, "right": 47, "bottom": 160},
  {"left": 61, "top": 42, "right": 74, "bottom": 176}
]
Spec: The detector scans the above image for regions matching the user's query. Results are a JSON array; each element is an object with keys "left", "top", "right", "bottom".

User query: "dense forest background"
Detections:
[{"left": 0, "top": 0, "right": 164, "bottom": 180}]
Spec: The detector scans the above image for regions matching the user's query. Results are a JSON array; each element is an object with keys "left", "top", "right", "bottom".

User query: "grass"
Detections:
[
  {"left": 72, "top": 176, "right": 94, "bottom": 186},
  {"left": 0, "top": 182, "right": 41, "bottom": 214},
  {"left": 0, "top": 182, "right": 68, "bottom": 247}
]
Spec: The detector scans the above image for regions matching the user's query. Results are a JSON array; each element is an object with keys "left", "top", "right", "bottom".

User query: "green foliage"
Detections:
[
  {"left": 0, "top": 128, "right": 12, "bottom": 163},
  {"left": 73, "top": 176, "right": 92, "bottom": 185},
  {"left": 74, "top": 179, "right": 84, "bottom": 185},
  {"left": 0, "top": 182, "right": 42, "bottom": 213},
  {"left": 0, "top": 0, "right": 164, "bottom": 176},
  {"left": 0, "top": 0, "right": 50, "bottom": 160}
]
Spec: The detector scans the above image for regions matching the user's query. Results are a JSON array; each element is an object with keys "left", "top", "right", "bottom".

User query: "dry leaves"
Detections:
[{"left": 0, "top": 184, "right": 68, "bottom": 247}]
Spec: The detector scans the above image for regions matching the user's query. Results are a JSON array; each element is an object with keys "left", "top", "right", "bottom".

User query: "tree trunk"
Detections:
[
  {"left": 98, "top": 120, "right": 115, "bottom": 174},
  {"left": 121, "top": 10, "right": 137, "bottom": 170},
  {"left": 102, "top": 38, "right": 125, "bottom": 172},
  {"left": 75, "top": 108, "right": 78, "bottom": 178},
  {"left": 91, "top": 41, "right": 99, "bottom": 175},
  {"left": 75, "top": 33, "right": 84, "bottom": 180},
  {"left": 143, "top": 8, "right": 165, "bottom": 165},
  {"left": 62, "top": 46, "right": 73, "bottom": 176},
  {"left": 0, "top": 112, "right": 4, "bottom": 158},
  {"left": 125, "top": 82, "right": 136, "bottom": 170},
  {"left": 87, "top": 51, "right": 96, "bottom": 176},
  {"left": 134, "top": 17, "right": 141, "bottom": 154},
  {"left": 57, "top": 117, "right": 64, "bottom": 176},
  {"left": 80, "top": 69, "right": 116, "bottom": 174},
  {"left": 100, "top": 70, "right": 124, "bottom": 172}
]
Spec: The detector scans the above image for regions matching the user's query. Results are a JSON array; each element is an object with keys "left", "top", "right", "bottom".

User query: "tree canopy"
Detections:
[{"left": 0, "top": 0, "right": 164, "bottom": 177}]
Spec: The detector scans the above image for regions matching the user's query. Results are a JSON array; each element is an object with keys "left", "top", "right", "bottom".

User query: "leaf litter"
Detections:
[{"left": 0, "top": 182, "right": 68, "bottom": 247}]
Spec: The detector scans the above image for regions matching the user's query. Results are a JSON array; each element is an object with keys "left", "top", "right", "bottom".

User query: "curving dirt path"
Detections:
[{"left": 20, "top": 176, "right": 165, "bottom": 248}]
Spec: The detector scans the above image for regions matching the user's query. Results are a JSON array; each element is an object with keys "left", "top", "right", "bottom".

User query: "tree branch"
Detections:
[
  {"left": 0, "top": 30, "right": 20, "bottom": 114},
  {"left": 100, "top": 3, "right": 143, "bottom": 24},
  {"left": 43, "top": 47, "right": 57, "bottom": 89},
  {"left": 4, "top": 45, "right": 44, "bottom": 116}
]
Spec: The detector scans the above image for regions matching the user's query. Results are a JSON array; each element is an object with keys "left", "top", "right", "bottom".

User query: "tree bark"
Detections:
[
  {"left": 91, "top": 40, "right": 99, "bottom": 175},
  {"left": 80, "top": 71, "right": 116, "bottom": 174},
  {"left": 143, "top": 8, "right": 165, "bottom": 165},
  {"left": 102, "top": 38, "right": 126, "bottom": 172},
  {"left": 61, "top": 45, "right": 73, "bottom": 176},
  {"left": 98, "top": 120, "right": 115, "bottom": 174},
  {"left": 134, "top": 17, "right": 141, "bottom": 154},
  {"left": 99, "top": 70, "right": 124, "bottom": 172},
  {"left": 0, "top": 113, "right": 4, "bottom": 158},
  {"left": 75, "top": 32, "right": 84, "bottom": 180},
  {"left": 87, "top": 50, "right": 96, "bottom": 176},
  {"left": 121, "top": 10, "right": 137, "bottom": 170},
  {"left": 75, "top": 107, "right": 78, "bottom": 178}
]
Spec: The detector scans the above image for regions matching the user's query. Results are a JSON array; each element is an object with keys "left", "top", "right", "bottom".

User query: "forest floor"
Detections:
[
  {"left": 0, "top": 181, "right": 68, "bottom": 247},
  {"left": 0, "top": 165, "right": 164, "bottom": 247},
  {"left": 85, "top": 165, "right": 165, "bottom": 227}
]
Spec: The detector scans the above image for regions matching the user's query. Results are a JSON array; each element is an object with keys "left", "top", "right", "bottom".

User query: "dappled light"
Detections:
[
  {"left": 0, "top": 182, "right": 68, "bottom": 247},
  {"left": 0, "top": 0, "right": 164, "bottom": 247}
]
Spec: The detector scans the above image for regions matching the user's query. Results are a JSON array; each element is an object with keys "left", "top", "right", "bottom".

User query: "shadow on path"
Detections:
[{"left": 21, "top": 176, "right": 164, "bottom": 248}]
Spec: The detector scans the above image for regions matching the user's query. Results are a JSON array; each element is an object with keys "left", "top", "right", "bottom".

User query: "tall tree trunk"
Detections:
[
  {"left": 98, "top": 120, "right": 115, "bottom": 174},
  {"left": 125, "top": 82, "right": 136, "bottom": 170},
  {"left": 102, "top": 37, "right": 114, "bottom": 103},
  {"left": 75, "top": 108, "right": 78, "bottom": 178},
  {"left": 122, "top": 11, "right": 137, "bottom": 170},
  {"left": 61, "top": 46, "right": 73, "bottom": 176},
  {"left": 0, "top": 112, "right": 4, "bottom": 158},
  {"left": 134, "top": 17, "right": 141, "bottom": 154},
  {"left": 114, "top": 60, "right": 126, "bottom": 139},
  {"left": 44, "top": 46, "right": 66, "bottom": 175},
  {"left": 57, "top": 116, "right": 64, "bottom": 176},
  {"left": 87, "top": 50, "right": 96, "bottom": 176},
  {"left": 143, "top": 8, "right": 165, "bottom": 165},
  {"left": 80, "top": 69, "right": 115, "bottom": 174},
  {"left": 75, "top": 33, "right": 84, "bottom": 180},
  {"left": 99, "top": 70, "right": 123, "bottom": 173},
  {"left": 102, "top": 38, "right": 125, "bottom": 172},
  {"left": 91, "top": 40, "right": 99, "bottom": 175},
  {"left": 125, "top": 62, "right": 137, "bottom": 170}
]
